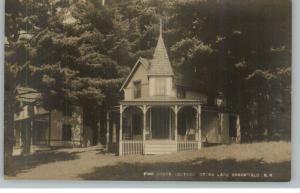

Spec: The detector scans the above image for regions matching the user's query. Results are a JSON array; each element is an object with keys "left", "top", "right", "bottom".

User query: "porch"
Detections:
[{"left": 106, "top": 99, "right": 203, "bottom": 155}]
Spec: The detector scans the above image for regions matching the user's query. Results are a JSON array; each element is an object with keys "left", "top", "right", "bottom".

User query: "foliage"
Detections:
[{"left": 5, "top": 0, "right": 291, "bottom": 149}]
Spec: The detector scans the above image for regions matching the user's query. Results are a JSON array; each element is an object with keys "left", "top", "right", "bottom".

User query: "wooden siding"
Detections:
[
  {"left": 124, "top": 63, "right": 149, "bottom": 100},
  {"left": 49, "top": 107, "right": 87, "bottom": 147},
  {"left": 149, "top": 77, "right": 175, "bottom": 97},
  {"left": 201, "top": 111, "right": 237, "bottom": 144}
]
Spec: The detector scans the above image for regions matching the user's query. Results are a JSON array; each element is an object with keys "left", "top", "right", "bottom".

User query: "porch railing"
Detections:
[
  {"left": 118, "top": 140, "right": 200, "bottom": 155},
  {"left": 122, "top": 140, "right": 143, "bottom": 155},
  {"left": 177, "top": 141, "right": 199, "bottom": 152}
]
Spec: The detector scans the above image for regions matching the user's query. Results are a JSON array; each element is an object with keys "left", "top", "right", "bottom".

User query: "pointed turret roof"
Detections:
[{"left": 148, "top": 19, "right": 174, "bottom": 76}]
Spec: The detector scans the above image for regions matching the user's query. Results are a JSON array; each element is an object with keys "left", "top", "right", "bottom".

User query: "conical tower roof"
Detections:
[{"left": 148, "top": 19, "right": 174, "bottom": 76}]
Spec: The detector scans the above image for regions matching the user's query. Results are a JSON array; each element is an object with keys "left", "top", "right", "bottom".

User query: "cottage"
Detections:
[
  {"left": 106, "top": 20, "right": 241, "bottom": 156},
  {"left": 13, "top": 86, "right": 93, "bottom": 155}
]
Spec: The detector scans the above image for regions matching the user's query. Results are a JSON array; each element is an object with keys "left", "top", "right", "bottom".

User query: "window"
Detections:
[
  {"left": 133, "top": 81, "right": 141, "bottom": 98},
  {"left": 177, "top": 87, "right": 186, "bottom": 98},
  {"left": 155, "top": 78, "right": 166, "bottom": 96},
  {"left": 62, "top": 124, "right": 72, "bottom": 141}
]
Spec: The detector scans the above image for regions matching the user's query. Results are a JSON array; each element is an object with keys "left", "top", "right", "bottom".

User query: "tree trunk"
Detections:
[{"left": 4, "top": 88, "right": 15, "bottom": 175}]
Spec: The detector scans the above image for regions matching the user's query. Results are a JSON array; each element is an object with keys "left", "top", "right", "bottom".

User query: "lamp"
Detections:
[{"left": 215, "top": 92, "right": 225, "bottom": 107}]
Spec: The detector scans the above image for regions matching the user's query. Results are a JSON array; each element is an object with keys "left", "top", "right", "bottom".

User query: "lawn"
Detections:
[{"left": 6, "top": 141, "right": 291, "bottom": 181}]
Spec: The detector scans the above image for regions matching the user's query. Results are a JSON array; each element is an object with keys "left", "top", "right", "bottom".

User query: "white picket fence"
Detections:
[
  {"left": 177, "top": 141, "right": 199, "bottom": 152},
  {"left": 121, "top": 140, "right": 144, "bottom": 155},
  {"left": 119, "top": 140, "right": 200, "bottom": 155}
]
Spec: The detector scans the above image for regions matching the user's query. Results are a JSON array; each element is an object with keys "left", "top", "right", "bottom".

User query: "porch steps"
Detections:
[{"left": 144, "top": 140, "right": 177, "bottom": 155}]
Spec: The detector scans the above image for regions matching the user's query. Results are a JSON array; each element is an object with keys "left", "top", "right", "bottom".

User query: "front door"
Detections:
[{"left": 151, "top": 107, "right": 170, "bottom": 139}]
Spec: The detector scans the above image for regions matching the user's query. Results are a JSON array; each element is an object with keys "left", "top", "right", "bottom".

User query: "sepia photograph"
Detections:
[{"left": 4, "top": 0, "right": 291, "bottom": 181}]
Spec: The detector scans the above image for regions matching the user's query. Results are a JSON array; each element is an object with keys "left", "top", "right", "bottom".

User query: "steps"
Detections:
[{"left": 144, "top": 140, "right": 177, "bottom": 155}]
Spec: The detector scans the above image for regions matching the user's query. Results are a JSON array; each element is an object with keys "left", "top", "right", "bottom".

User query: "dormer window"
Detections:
[
  {"left": 133, "top": 81, "right": 141, "bottom": 98},
  {"left": 155, "top": 78, "right": 166, "bottom": 96}
]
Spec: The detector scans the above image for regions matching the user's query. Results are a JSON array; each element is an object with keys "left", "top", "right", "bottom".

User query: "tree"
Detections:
[{"left": 5, "top": 1, "right": 291, "bottom": 174}]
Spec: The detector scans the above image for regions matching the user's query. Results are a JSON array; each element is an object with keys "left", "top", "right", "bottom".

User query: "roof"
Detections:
[
  {"left": 148, "top": 20, "right": 174, "bottom": 76},
  {"left": 15, "top": 86, "right": 42, "bottom": 103},
  {"left": 121, "top": 96, "right": 201, "bottom": 102},
  {"left": 120, "top": 20, "right": 175, "bottom": 91},
  {"left": 119, "top": 19, "right": 208, "bottom": 94},
  {"left": 120, "top": 96, "right": 203, "bottom": 105}
]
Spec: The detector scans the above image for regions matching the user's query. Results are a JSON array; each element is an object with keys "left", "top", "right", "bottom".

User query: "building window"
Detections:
[
  {"left": 177, "top": 87, "right": 186, "bottom": 98},
  {"left": 62, "top": 124, "right": 72, "bottom": 141},
  {"left": 155, "top": 78, "right": 166, "bottom": 96},
  {"left": 133, "top": 81, "right": 141, "bottom": 98}
]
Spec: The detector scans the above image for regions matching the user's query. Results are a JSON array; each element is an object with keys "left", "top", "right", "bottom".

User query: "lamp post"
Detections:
[
  {"left": 215, "top": 92, "right": 225, "bottom": 142},
  {"left": 215, "top": 92, "right": 225, "bottom": 107}
]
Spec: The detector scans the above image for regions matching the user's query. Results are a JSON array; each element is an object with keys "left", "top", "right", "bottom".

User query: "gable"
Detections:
[{"left": 120, "top": 58, "right": 149, "bottom": 91}]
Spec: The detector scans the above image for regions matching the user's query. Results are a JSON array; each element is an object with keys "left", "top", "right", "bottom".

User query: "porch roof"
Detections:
[
  {"left": 116, "top": 99, "right": 238, "bottom": 115},
  {"left": 120, "top": 96, "right": 203, "bottom": 105}
]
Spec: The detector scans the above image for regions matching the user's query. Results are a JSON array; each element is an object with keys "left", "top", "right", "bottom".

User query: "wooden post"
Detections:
[
  {"left": 195, "top": 108, "right": 198, "bottom": 141},
  {"left": 175, "top": 105, "right": 178, "bottom": 142},
  {"left": 48, "top": 111, "right": 51, "bottom": 146},
  {"left": 97, "top": 120, "right": 101, "bottom": 144},
  {"left": 149, "top": 108, "right": 152, "bottom": 139},
  {"left": 169, "top": 108, "right": 172, "bottom": 140},
  {"left": 218, "top": 113, "right": 223, "bottom": 143},
  {"left": 220, "top": 113, "right": 224, "bottom": 133},
  {"left": 143, "top": 105, "right": 146, "bottom": 141},
  {"left": 198, "top": 105, "right": 202, "bottom": 149},
  {"left": 236, "top": 115, "right": 241, "bottom": 143},
  {"left": 18, "top": 125, "right": 22, "bottom": 147},
  {"left": 119, "top": 105, "right": 123, "bottom": 156},
  {"left": 106, "top": 111, "right": 110, "bottom": 151},
  {"left": 30, "top": 118, "right": 34, "bottom": 154}
]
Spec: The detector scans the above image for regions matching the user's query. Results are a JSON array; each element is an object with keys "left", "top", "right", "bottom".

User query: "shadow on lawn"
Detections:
[
  {"left": 78, "top": 158, "right": 291, "bottom": 182},
  {"left": 8, "top": 150, "right": 81, "bottom": 177}
]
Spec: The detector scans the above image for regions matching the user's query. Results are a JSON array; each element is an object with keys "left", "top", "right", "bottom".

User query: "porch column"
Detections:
[
  {"left": 195, "top": 108, "right": 198, "bottom": 141},
  {"left": 236, "top": 115, "right": 241, "bottom": 143},
  {"left": 106, "top": 111, "right": 110, "bottom": 151},
  {"left": 119, "top": 105, "right": 123, "bottom": 156},
  {"left": 169, "top": 109, "right": 172, "bottom": 140},
  {"left": 174, "top": 105, "right": 178, "bottom": 142},
  {"left": 197, "top": 105, "right": 202, "bottom": 149},
  {"left": 142, "top": 105, "right": 146, "bottom": 141}
]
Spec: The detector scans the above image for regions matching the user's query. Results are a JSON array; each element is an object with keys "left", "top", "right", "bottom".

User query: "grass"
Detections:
[{"left": 6, "top": 141, "right": 291, "bottom": 181}]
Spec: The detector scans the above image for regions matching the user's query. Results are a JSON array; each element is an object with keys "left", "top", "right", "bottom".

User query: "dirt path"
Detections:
[{"left": 6, "top": 141, "right": 291, "bottom": 181}]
